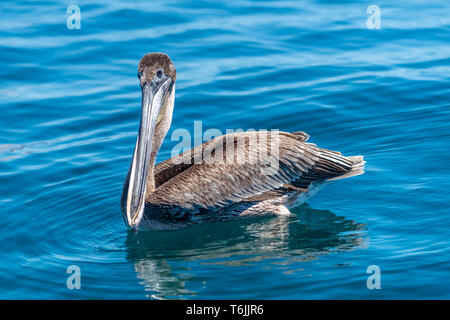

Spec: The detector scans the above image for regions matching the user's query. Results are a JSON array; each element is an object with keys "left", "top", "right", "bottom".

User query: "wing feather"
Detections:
[{"left": 149, "top": 131, "right": 364, "bottom": 216}]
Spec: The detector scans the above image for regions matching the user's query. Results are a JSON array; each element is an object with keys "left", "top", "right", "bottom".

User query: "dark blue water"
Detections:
[{"left": 1, "top": 0, "right": 449, "bottom": 299}]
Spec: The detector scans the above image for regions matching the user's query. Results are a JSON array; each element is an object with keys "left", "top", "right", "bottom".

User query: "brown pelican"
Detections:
[{"left": 121, "top": 52, "right": 365, "bottom": 231}]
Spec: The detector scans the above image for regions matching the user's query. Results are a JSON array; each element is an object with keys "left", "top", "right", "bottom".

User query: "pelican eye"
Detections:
[{"left": 156, "top": 69, "right": 163, "bottom": 79}]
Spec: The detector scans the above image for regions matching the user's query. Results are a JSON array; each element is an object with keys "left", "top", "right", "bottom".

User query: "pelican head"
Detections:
[{"left": 122, "top": 52, "right": 176, "bottom": 230}]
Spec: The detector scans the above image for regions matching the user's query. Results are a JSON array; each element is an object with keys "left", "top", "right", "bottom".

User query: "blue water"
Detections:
[{"left": 1, "top": 0, "right": 449, "bottom": 299}]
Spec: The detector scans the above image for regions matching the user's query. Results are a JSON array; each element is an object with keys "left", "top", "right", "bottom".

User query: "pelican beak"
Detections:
[{"left": 126, "top": 73, "right": 173, "bottom": 230}]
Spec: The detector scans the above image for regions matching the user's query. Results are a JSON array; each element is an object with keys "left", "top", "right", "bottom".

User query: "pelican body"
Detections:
[{"left": 121, "top": 53, "right": 365, "bottom": 231}]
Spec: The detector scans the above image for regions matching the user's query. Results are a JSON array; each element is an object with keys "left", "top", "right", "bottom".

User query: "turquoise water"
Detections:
[{"left": 1, "top": 0, "right": 449, "bottom": 299}]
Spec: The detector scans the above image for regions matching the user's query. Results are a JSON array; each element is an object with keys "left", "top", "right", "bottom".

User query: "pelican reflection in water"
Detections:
[
  {"left": 125, "top": 204, "right": 366, "bottom": 299},
  {"left": 121, "top": 53, "right": 365, "bottom": 231}
]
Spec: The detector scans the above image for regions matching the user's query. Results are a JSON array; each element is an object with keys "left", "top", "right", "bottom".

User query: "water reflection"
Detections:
[{"left": 125, "top": 204, "right": 366, "bottom": 299}]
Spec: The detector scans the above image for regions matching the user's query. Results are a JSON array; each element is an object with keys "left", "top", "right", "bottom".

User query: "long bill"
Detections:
[{"left": 126, "top": 77, "right": 173, "bottom": 230}]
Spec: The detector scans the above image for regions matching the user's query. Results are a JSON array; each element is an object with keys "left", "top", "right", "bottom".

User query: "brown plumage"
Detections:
[
  {"left": 121, "top": 53, "right": 365, "bottom": 231},
  {"left": 138, "top": 52, "right": 177, "bottom": 83}
]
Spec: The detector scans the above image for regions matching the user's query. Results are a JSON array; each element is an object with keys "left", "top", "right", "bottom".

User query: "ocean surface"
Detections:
[{"left": 0, "top": 0, "right": 449, "bottom": 299}]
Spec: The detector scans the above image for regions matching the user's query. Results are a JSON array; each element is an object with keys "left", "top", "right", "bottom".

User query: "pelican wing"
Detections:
[
  {"left": 149, "top": 131, "right": 364, "bottom": 216},
  {"left": 153, "top": 135, "right": 220, "bottom": 188}
]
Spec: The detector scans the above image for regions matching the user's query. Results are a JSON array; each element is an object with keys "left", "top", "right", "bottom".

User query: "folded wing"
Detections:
[{"left": 150, "top": 131, "right": 364, "bottom": 216}]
